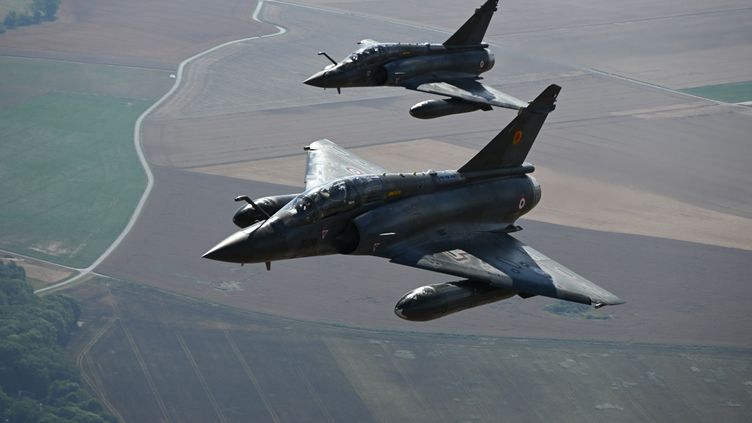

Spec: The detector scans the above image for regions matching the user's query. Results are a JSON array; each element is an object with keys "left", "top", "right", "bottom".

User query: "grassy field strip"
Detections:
[
  {"left": 680, "top": 81, "right": 752, "bottom": 104},
  {"left": 323, "top": 337, "right": 432, "bottom": 422},
  {"left": 586, "top": 67, "right": 752, "bottom": 110},
  {"left": 376, "top": 340, "right": 436, "bottom": 415}
]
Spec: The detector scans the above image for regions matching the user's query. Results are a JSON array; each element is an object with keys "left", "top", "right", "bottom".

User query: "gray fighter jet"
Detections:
[
  {"left": 303, "top": 0, "right": 529, "bottom": 119},
  {"left": 204, "top": 85, "right": 624, "bottom": 321}
]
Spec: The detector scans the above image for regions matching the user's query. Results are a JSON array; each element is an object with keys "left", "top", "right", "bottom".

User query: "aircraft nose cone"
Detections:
[
  {"left": 203, "top": 221, "right": 284, "bottom": 263},
  {"left": 303, "top": 70, "right": 327, "bottom": 87},
  {"left": 203, "top": 230, "right": 251, "bottom": 263}
]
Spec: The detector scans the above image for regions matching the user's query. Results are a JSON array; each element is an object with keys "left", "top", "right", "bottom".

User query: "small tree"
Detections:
[
  {"left": 4, "top": 11, "right": 18, "bottom": 29},
  {"left": 0, "top": 0, "right": 60, "bottom": 33},
  {"left": 17, "top": 11, "right": 33, "bottom": 26},
  {"left": 42, "top": 0, "right": 60, "bottom": 21},
  {"left": 32, "top": 8, "right": 43, "bottom": 24}
]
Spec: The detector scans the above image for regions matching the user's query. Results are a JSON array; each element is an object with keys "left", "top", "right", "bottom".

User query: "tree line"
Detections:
[
  {"left": 1, "top": 0, "right": 60, "bottom": 33},
  {"left": 0, "top": 261, "right": 116, "bottom": 423}
]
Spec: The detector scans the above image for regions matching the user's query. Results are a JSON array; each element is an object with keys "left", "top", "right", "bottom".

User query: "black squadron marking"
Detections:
[{"left": 203, "top": 85, "right": 624, "bottom": 321}]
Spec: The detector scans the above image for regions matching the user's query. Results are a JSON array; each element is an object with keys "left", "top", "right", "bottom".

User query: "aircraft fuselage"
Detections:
[
  {"left": 203, "top": 167, "right": 539, "bottom": 265},
  {"left": 304, "top": 43, "right": 495, "bottom": 89}
]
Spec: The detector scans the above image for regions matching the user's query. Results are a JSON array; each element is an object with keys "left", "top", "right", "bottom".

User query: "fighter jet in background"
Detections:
[
  {"left": 303, "top": 0, "right": 529, "bottom": 119},
  {"left": 204, "top": 85, "right": 623, "bottom": 321}
]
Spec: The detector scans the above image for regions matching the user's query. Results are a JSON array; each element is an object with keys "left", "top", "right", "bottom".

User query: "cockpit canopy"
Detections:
[
  {"left": 279, "top": 176, "right": 383, "bottom": 225},
  {"left": 343, "top": 46, "right": 384, "bottom": 65}
]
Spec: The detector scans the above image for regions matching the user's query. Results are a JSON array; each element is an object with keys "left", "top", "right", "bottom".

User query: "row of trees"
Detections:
[
  {"left": 0, "top": 261, "right": 116, "bottom": 423},
  {"left": 1, "top": 0, "right": 60, "bottom": 33}
]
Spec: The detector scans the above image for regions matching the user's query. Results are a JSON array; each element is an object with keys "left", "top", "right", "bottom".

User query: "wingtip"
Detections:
[
  {"left": 592, "top": 295, "right": 625, "bottom": 309},
  {"left": 526, "top": 84, "right": 561, "bottom": 114},
  {"left": 307, "top": 138, "right": 336, "bottom": 150},
  {"left": 481, "top": 0, "right": 499, "bottom": 11}
]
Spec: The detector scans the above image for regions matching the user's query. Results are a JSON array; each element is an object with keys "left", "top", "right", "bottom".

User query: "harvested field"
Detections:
[
  {"left": 0, "top": 253, "right": 74, "bottom": 290},
  {"left": 0, "top": 0, "right": 274, "bottom": 69},
  {"left": 67, "top": 279, "right": 752, "bottom": 423}
]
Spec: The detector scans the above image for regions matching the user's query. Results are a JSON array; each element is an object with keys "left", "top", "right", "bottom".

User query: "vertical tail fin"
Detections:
[
  {"left": 444, "top": 0, "right": 499, "bottom": 46},
  {"left": 458, "top": 85, "right": 561, "bottom": 173}
]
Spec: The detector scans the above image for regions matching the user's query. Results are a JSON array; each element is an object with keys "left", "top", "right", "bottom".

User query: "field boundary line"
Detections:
[
  {"left": 118, "top": 319, "right": 171, "bottom": 421},
  {"left": 0, "top": 53, "right": 174, "bottom": 71},
  {"left": 294, "top": 363, "right": 336, "bottom": 423},
  {"left": 76, "top": 317, "right": 126, "bottom": 423},
  {"left": 110, "top": 293, "right": 172, "bottom": 422},
  {"left": 35, "top": 0, "right": 288, "bottom": 295},
  {"left": 223, "top": 330, "right": 282, "bottom": 423},
  {"left": 176, "top": 334, "right": 228, "bottom": 423},
  {"left": 0, "top": 248, "right": 82, "bottom": 272}
]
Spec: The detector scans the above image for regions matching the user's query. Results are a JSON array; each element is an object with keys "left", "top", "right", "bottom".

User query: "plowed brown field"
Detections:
[{"left": 0, "top": 0, "right": 274, "bottom": 68}]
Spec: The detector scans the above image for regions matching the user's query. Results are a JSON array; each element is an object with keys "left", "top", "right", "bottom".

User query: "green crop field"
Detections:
[
  {"left": 681, "top": 81, "right": 752, "bottom": 104},
  {"left": 0, "top": 57, "right": 172, "bottom": 267},
  {"left": 0, "top": 57, "right": 172, "bottom": 110}
]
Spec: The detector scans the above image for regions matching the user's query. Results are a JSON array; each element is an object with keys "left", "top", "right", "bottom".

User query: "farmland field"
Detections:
[
  {"left": 0, "top": 57, "right": 172, "bottom": 267},
  {"left": 6, "top": 0, "right": 751, "bottom": 421},
  {"left": 0, "top": 252, "right": 75, "bottom": 290},
  {"left": 0, "top": 57, "right": 172, "bottom": 109},
  {"left": 680, "top": 81, "right": 752, "bottom": 104},
  {"left": 67, "top": 279, "right": 752, "bottom": 423},
  {"left": 0, "top": 0, "right": 271, "bottom": 69}
]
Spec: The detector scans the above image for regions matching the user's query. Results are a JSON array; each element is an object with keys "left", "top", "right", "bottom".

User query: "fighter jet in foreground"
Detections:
[
  {"left": 303, "top": 0, "right": 529, "bottom": 119},
  {"left": 204, "top": 85, "right": 624, "bottom": 321}
]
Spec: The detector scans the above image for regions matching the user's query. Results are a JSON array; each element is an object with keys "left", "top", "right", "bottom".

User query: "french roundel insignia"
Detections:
[{"left": 512, "top": 129, "right": 523, "bottom": 145}]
